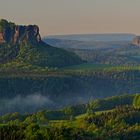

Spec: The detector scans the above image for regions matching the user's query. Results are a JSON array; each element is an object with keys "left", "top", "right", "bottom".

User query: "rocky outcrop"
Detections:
[
  {"left": 0, "top": 19, "right": 41, "bottom": 45},
  {"left": 0, "top": 33, "right": 5, "bottom": 43},
  {"left": 132, "top": 36, "right": 140, "bottom": 47},
  {"left": 0, "top": 19, "right": 83, "bottom": 67},
  {"left": 13, "top": 25, "right": 41, "bottom": 44}
]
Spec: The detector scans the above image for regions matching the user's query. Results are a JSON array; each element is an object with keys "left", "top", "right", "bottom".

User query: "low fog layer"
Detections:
[
  {"left": 0, "top": 93, "right": 94, "bottom": 114},
  {"left": 0, "top": 94, "right": 54, "bottom": 114}
]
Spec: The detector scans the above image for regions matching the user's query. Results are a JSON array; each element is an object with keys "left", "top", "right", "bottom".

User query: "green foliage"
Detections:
[
  {"left": 0, "top": 43, "right": 19, "bottom": 64},
  {"left": 133, "top": 94, "right": 140, "bottom": 108},
  {"left": 16, "top": 42, "right": 82, "bottom": 68},
  {"left": 0, "top": 41, "right": 82, "bottom": 69},
  {"left": 88, "top": 94, "right": 135, "bottom": 112},
  {"left": 0, "top": 19, "right": 15, "bottom": 32},
  {"left": 0, "top": 104, "right": 140, "bottom": 139},
  {"left": 84, "top": 106, "right": 140, "bottom": 139},
  {"left": 0, "top": 95, "right": 140, "bottom": 139},
  {"left": 24, "top": 111, "right": 48, "bottom": 125}
]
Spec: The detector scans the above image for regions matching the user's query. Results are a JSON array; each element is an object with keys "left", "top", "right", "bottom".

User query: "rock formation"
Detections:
[
  {"left": 132, "top": 36, "right": 140, "bottom": 47},
  {"left": 0, "top": 19, "right": 41, "bottom": 45},
  {"left": 0, "top": 19, "right": 82, "bottom": 67}
]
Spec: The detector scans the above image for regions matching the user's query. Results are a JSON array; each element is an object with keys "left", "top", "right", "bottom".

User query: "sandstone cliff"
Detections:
[
  {"left": 132, "top": 36, "right": 140, "bottom": 47},
  {"left": 0, "top": 19, "right": 41, "bottom": 45}
]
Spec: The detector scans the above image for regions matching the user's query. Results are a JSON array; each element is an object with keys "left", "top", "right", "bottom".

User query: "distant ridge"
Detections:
[{"left": 45, "top": 33, "right": 136, "bottom": 42}]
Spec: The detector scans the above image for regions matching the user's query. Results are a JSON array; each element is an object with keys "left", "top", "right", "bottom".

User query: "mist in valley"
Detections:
[
  {"left": 0, "top": 94, "right": 54, "bottom": 114},
  {"left": 0, "top": 93, "right": 94, "bottom": 115}
]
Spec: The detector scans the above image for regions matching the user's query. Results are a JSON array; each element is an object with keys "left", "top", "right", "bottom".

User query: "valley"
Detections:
[{"left": 0, "top": 20, "right": 140, "bottom": 139}]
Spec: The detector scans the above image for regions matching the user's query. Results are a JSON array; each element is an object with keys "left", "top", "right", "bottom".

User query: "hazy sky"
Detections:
[{"left": 0, "top": 0, "right": 140, "bottom": 36}]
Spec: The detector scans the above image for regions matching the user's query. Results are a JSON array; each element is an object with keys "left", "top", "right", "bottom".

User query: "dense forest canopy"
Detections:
[{"left": 0, "top": 94, "right": 140, "bottom": 140}]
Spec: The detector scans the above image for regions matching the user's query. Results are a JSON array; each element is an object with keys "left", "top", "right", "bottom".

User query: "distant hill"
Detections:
[
  {"left": 44, "top": 34, "right": 140, "bottom": 66},
  {"left": 45, "top": 33, "right": 135, "bottom": 42},
  {"left": 0, "top": 19, "right": 82, "bottom": 68},
  {"left": 44, "top": 38, "right": 129, "bottom": 50}
]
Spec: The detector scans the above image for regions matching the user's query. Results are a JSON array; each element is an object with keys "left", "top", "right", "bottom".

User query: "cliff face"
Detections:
[
  {"left": 0, "top": 19, "right": 41, "bottom": 45},
  {"left": 0, "top": 19, "right": 82, "bottom": 67},
  {"left": 132, "top": 36, "right": 140, "bottom": 47}
]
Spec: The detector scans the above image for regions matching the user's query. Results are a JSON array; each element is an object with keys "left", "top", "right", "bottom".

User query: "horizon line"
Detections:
[{"left": 43, "top": 32, "right": 137, "bottom": 37}]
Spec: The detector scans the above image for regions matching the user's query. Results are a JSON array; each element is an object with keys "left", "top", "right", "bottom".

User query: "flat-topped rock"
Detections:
[{"left": 0, "top": 19, "right": 41, "bottom": 45}]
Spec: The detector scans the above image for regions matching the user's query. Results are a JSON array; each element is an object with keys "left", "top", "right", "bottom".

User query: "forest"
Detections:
[{"left": 0, "top": 94, "right": 139, "bottom": 140}]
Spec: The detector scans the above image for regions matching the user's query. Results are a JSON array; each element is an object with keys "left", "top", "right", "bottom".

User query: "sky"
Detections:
[{"left": 0, "top": 0, "right": 140, "bottom": 36}]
